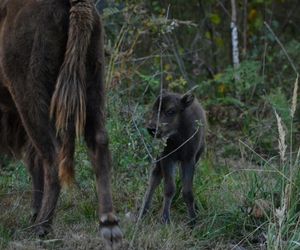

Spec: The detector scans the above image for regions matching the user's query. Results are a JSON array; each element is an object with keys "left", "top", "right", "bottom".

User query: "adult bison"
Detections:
[{"left": 0, "top": 0, "right": 122, "bottom": 248}]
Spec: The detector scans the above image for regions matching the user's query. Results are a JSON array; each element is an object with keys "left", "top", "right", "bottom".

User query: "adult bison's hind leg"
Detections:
[
  {"left": 85, "top": 99, "right": 122, "bottom": 249},
  {"left": 24, "top": 144, "right": 44, "bottom": 222}
]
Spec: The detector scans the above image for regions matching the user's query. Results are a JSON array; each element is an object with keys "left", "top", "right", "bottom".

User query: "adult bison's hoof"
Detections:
[
  {"left": 100, "top": 213, "right": 123, "bottom": 250},
  {"left": 30, "top": 212, "right": 38, "bottom": 224}
]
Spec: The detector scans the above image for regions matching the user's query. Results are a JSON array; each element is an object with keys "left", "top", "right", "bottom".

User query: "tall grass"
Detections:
[{"left": 265, "top": 75, "right": 300, "bottom": 250}]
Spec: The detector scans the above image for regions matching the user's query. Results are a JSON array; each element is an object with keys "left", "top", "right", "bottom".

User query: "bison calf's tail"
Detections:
[{"left": 50, "top": 0, "right": 94, "bottom": 186}]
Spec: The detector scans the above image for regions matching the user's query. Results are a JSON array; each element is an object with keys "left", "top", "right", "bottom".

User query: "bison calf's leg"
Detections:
[
  {"left": 161, "top": 160, "right": 176, "bottom": 224},
  {"left": 140, "top": 162, "right": 162, "bottom": 217},
  {"left": 181, "top": 160, "right": 197, "bottom": 226}
]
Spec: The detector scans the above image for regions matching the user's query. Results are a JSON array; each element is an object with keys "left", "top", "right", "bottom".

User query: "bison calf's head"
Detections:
[{"left": 147, "top": 90, "right": 195, "bottom": 139}]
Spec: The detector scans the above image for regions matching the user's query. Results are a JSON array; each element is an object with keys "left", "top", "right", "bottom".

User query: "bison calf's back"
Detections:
[{"left": 141, "top": 90, "right": 206, "bottom": 225}]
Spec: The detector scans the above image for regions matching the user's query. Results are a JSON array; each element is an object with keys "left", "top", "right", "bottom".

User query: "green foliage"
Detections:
[
  {"left": 265, "top": 88, "right": 291, "bottom": 126},
  {"left": 0, "top": 161, "right": 29, "bottom": 192},
  {"left": 216, "top": 60, "right": 262, "bottom": 100},
  {"left": 0, "top": 224, "right": 11, "bottom": 249}
]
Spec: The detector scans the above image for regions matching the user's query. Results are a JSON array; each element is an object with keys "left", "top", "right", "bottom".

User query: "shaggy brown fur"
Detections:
[
  {"left": 0, "top": 0, "right": 122, "bottom": 248},
  {"left": 50, "top": 0, "right": 93, "bottom": 137}
]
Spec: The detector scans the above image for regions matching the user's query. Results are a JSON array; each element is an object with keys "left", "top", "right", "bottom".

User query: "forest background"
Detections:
[{"left": 1, "top": 0, "right": 300, "bottom": 249}]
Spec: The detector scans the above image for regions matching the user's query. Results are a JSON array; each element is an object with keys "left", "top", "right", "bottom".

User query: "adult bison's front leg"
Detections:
[
  {"left": 5, "top": 82, "right": 61, "bottom": 237},
  {"left": 85, "top": 113, "right": 122, "bottom": 249}
]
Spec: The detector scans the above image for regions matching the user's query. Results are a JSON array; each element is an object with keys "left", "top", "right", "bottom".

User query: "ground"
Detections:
[{"left": 1, "top": 96, "right": 290, "bottom": 250}]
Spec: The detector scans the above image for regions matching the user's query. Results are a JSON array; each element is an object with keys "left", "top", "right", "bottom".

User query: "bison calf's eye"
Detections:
[{"left": 165, "top": 109, "right": 176, "bottom": 117}]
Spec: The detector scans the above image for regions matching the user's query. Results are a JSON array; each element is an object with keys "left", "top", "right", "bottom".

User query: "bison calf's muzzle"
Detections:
[
  {"left": 141, "top": 90, "right": 206, "bottom": 226},
  {"left": 147, "top": 126, "right": 157, "bottom": 137}
]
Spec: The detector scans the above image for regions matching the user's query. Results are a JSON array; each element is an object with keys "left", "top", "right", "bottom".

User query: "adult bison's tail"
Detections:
[{"left": 50, "top": 0, "right": 94, "bottom": 186}]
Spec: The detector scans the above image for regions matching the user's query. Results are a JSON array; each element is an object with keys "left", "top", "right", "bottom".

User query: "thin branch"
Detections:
[
  {"left": 132, "top": 116, "right": 154, "bottom": 162},
  {"left": 155, "top": 50, "right": 164, "bottom": 139},
  {"left": 264, "top": 21, "right": 298, "bottom": 75},
  {"left": 164, "top": 34, "right": 194, "bottom": 87},
  {"left": 242, "top": 0, "right": 248, "bottom": 57},
  {"left": 217, "top": 0, "right": 231, "bottom": 18},
  {"left": 129, "top": 49, "right": 165, "bottom": 250},
  {"left": 153, "top": 126, "right": 200, "bottom": 164}
]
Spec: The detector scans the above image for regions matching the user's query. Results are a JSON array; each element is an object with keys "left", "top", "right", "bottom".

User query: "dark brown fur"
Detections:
[
  {"left": 141, "top": 90, "right": 206, "bottom": 225},
  {"left": 0, "top": 0, "right": 121, "bottom": 247}
]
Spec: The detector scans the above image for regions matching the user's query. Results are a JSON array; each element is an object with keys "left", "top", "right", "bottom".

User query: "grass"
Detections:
[
  {"left": 0, "top": 68, "right": 300, "bottom": 249},
  {"left": 1, "top": 85, "right": 300, "bottom": 250},
  {"left": 0, "top": 108, "right": 297, "bottom": 249},
  {"left": 0, "top": 155, "right": 270, "bottom": 249},
  {"left": 2, "top": 2, "right": 300, "bottom": 249}
]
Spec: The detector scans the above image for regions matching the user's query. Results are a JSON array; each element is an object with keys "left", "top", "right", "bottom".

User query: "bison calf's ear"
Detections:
[
  {"left": 161, "top": 89, "right": 168, "bottom": 95},
  {"left": 181, "top": 93, "right": 194, "bottom": 109}
]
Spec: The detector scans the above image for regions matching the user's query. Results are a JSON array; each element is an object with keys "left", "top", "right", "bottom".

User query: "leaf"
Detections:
[
  {"left": 214, "top": 73, "right": 223, "bottom": 81},
  {"left": 215, "top": 37, "right": 224, "bottom": 47},
  {"left": 205, "top": 31, "right": 211, "bottom": 40},
  {"left": 248, "top": 9, "right": 257, "bottom": 22},
  {"left": 251, "top": 199, "right": 271, "bottom": 219},
  {"left": 165, "top": 74, "right": 173, "bottom": 81},
  {"left": 164, "top": 64, "right": 171, "bottom": 71},
  {"left": 210, "top": 14, "right": 221, "bottom": 25},
  {"left": 103, "top": 7, "right": 121, "bottom": 18},
  {"left": 218, "top": 83, "right": 226, "bottom": 95}
]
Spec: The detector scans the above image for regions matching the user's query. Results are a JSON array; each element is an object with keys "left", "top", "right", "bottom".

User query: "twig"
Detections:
[
  {"left": 129, "top": 50, "right": 165, "bottom": 250},
  {"left": 164, "top": 34, "right": 194, "bottom": 87},
  {"left": 153, "top": 126, "right": 200, "bottom": 164},
  {"left": 231, "top": 221, "right": 268, "bottom": 249},
  {"left": 217, "top": 0, "right": 231, "bottom": 18},
  {"left": 264, "top": 21, "right": 298, "bottom": 75},
  {"left": 184, "top": 85, "right": 199, "bottom": 96},
  {"left": 132, "top": 116, "right": 154, "bottom": 162},
  {"left": 22, "top": 219, "right": 51, "bottom": 231},
  {"left": 0, "top": 190, "right": 27, "bottom": 220},
  {"left": 239, "top": 140, "right": 294, "bottom": 184},
  {"left": 242, "top": 0, "right": 248, "bottom": 57},
  {"left": 152, "top": 51, "right": 164, "bottom": 140}
]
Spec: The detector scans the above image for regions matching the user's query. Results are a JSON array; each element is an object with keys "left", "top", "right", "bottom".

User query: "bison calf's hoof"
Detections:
[
  {"left": 161, "top": 214, "right": 171, "bottom": 224},
  {"left": 187, "top": 217, "right": 197, "bottom": 228},
  {"left": 100, "top": 214, "right": 123, "bottom": 250},
  {"left": 34, "top": 224, "right": 51, "bottom": 238}
]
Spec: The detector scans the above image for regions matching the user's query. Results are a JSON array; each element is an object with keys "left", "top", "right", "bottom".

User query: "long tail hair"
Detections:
[{"left": 50, "top": 0, "right": 94, "bottom": 186}]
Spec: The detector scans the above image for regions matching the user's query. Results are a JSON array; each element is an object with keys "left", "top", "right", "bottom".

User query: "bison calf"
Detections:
[{"left": 141, "top": 90, "right": 206, "bottom": 225}]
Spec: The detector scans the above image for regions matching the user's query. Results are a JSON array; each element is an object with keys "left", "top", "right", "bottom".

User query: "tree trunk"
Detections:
[{"left": 231, "top": 0, "right": 240, "bottom": 80}]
